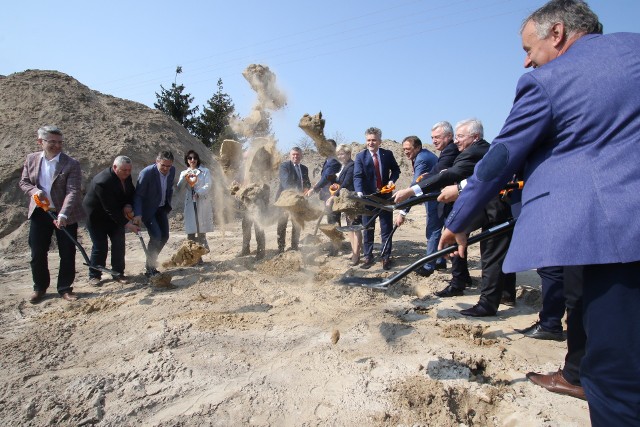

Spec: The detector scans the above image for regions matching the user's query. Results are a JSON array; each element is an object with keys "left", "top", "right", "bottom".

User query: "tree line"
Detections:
[{"left": 154, "top": 66, "right": 238, "bottom": 154}]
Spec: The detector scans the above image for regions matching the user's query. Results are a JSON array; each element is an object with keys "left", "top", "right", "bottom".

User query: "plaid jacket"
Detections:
[{"left": 19, "top": 151, "right": 85, "bottom": 224}]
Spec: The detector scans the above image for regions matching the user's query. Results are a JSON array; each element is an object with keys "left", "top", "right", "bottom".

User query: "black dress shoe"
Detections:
[
  {"left": 360, "top": 257, "right": 375, "bottom": 269},
  {"left": 381, "top": 258, "right": 391, "bottom": 270},
  {"left": 500, "top": 295, "right": 516, "bottom": 307},
  {"left": 515, "top": 322, "right": 565, "bottom": 341},
  {"left": 414, "top": 267, "right": 434, "bottom": 277},
  {"left": 460, "top": 303, "right": 496, "bottom": 317},
  {"left": 434, "top": 263, "right": 447, "bottom": 271},
  {"left": 434, "top": 284, "right": 463, "bottom": 298}
]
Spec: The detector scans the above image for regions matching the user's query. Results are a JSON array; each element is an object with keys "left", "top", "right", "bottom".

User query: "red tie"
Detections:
[{"left": 373, "top": 152, "right": 383, "bottom": 190}]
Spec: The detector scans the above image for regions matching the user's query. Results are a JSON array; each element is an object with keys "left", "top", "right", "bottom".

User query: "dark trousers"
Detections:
[
  {"left": 581, "top": 261, "right": 640, "bottom": 426},
  {"left": 456, "top": 197, "right": 514, "bottom": 311},
  {"left": 477, "top": 223, "right": 515, "bottom": 311},
  {"left": 361, "top": 208, "right": 393, "bottom": 260},
  {"left": 28, "top": 207, "right": 77, "bottom": 294},
  {"left": 277, "top": 213, "right": 300, "bottom": 250},
  {"left": 143, "top": 207, "right": 170, "bottom": 269},
  {"left": 242, "top": 215, "right": 265, "bottom": 252},
  {"left": 536, "top": 266, "right": 566, "bottom": 333},
  {"left": 86, "top": 216, "right": 125, "bottom": 279},
  {"left": 562, "top": 265, "right": 585, "bottom": 387}
]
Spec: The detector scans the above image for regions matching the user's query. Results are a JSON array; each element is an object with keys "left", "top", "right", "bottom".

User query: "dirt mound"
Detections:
[{"left": 0, "top": 69, "right": 230, "bottom": 240}]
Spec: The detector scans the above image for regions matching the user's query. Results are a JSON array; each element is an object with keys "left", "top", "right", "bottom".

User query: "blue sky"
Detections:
[{"left": 2, "top": 0, "right": 638, "bottom": 152}]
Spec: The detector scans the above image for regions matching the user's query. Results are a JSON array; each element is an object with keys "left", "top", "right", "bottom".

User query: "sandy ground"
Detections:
[{"left": 0, "top": 209, "right": 590, "bottom": 426}]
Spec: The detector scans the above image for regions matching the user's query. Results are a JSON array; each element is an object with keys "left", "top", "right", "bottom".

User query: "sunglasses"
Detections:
[{"left": 187, "top": 156, "right": 198, "bottom": 160}]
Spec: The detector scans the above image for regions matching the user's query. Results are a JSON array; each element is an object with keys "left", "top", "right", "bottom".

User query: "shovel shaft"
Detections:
[
  {"left": 43, "top": 209, "right": 122, "bottom": 277},
  {"left": 337, "top": 219, "right": 516, "bottom": 290}
]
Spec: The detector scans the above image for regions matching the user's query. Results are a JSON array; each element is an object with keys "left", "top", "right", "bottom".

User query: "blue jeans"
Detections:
[{"left": 423, "top": 201, "right": 446, "bottom": 271}]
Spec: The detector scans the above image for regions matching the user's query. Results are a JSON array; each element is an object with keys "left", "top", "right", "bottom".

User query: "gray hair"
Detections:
[
  {"left": 336, "top": 144, "right": 352, "bottom": 156},
  {"left": 431, "top": 121, "right": 453, "bottom": 137},
  {"left": 37, "top": 125, "right": 62, "bottom": 139},
  {"left": 114, "top": 155, "right": 132, "bottom": 167},
  {"left": 364, "top": 127, "right": 382, "bottom": 140},
  {"left": 522, "top": 0, "right": 600, "bottom": 39},
  {"left": 455, "top": 118, "right": 484, "bottom": 139},
  {"left": 290, "top": 146, "right": 302, "bottom": 154}
]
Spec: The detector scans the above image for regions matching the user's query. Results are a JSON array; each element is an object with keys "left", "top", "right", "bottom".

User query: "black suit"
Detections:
[
  {"left": 83, "top": 167, "right": 135, "bottom": 278},
  {"left": 420, "top": 139, "right": 515, "bottom": 312},
  {"left": 277, "top": 160, "right": 311, "bottom": 250}
]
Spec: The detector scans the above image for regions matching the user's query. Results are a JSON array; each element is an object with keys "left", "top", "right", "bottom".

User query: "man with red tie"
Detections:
[{"left": 354, "top": 127, "right": 400, "bottom": 270}]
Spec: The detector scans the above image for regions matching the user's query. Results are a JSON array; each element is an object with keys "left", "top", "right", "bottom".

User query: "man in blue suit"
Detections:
[
  {"left": 394, "top": 135, "right": 437, "bottom": 262},
  {"left": 354, "top": 127, "right": 400, "bottom": 270},
  {"left": 305, "top": 139, "right": 342, "bottom": 226},
  {"left": 440, "top": 1, "right": 639, "bottom": 424},
  {"left": 133, "top": 151, "right": 175, "bottom": 277}
]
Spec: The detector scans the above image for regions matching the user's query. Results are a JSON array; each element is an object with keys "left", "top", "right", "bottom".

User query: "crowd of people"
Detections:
[{"left": 18, "top": 1, "right": 639, "bottom": 425}]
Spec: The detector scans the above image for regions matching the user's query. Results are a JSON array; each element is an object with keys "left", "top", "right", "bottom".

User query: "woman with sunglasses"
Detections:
[{"left": 176, "top": 150, "right": 214, "bottom": 250}]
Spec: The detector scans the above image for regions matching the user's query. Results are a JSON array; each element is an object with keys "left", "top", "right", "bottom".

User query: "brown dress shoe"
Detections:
[
  {"left": 381, "top": 258, "right": 392, "bottom": 270},
  {"left": 526, "top": 369, "right": 586, "bottom": 400},
  {"left": 61, "top": 292, "right": 78, "bottom": 302},
  {"left": 29, "top": 290, "right": 46, "bottom": 304}
]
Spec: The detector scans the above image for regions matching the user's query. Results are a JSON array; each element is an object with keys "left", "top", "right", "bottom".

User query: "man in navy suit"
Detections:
[
  {"left": 354, "top": 127, "right": 400, "bottom": 270},
  {"left": 133, "top": 151, "right": 175, "bottom": 276},
  {"left": 394, "top": 135, "right": 437, "bottom": 259},
  {"left": 276, "top": 147, "right": 311, "bottom": 252},
  {"left": 440, "top": 1, "right": 640, "bottom": 423}
]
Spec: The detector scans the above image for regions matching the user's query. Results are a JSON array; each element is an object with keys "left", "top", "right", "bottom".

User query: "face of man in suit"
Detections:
[
  {"left": 402, "top": 140, "right": 421, "bottom": 161},
  {"left": 365, "top": 133, "right": 381, "bottom": 154},
  {"left": 431, "top": 127, "right": 453, "bottom": 152},
  {"left": 113, "top": 162, "right": 132, "bottom": 182},
  {"left": 156, "top": 158, "right": 173, "bottom": 176},
  {"left": 521, "top": 20, "right": 566, "bottom": 69},
  {"left": 289, "top": 149, "right": 302, "bottom": 165},
  {"left": 38, "top": 132, "right": 64, "bottom": 160},
  {"left": 454, "top": 124, "right": 479, "bottom": 152}
]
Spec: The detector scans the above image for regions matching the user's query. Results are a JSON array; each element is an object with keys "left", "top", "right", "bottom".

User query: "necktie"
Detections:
[
  {"left": 295, "top": 164, "right": 303, "bottom": 188},
  {"left": 373, "top": 152, "right": 383, "bottom": 190}
]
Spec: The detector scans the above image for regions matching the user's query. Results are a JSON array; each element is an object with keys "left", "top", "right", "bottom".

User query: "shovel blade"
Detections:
[{"left": 335, "top": 275, "right": 389, "bottom": 290}]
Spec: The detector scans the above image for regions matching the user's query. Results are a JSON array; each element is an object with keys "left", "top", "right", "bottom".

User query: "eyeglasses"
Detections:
[
  {"left": 455, "top": 134, "right": 470, "bottom": 140},
  {"left": 158, "top": 162, "right": 172, "bottom": 168},
  {"left": 42, "top": 139, "right": 63, "bottom": 145},
  {"left": 187, "top": 156, "right": 197, "bottom": 160}
]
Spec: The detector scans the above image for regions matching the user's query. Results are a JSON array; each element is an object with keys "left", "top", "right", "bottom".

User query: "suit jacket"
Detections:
[
  {"left": 431, "top": 142, "right": 460, "bottom": 174},
  {"left": 276, "top": 161, "right": 310, "bottom": 199},
  {"left": 313, "top": 157, "right": 341, "bottom": 200},
  {"left": 19, "top": 151, "right": 84, "bottom": 224},
  {"left": 412, "top": 149, "right": 438, "bottom": 184},
  {"left": 418, "top": 139, "right": 489, "bottom": 194},
  {"left": 446, "top": 32, "right": 640, "bottom": 271},
  {"left": 83, "top": 167, "right": 135, "bottom": 226},
  {"left": 353, "top": 147, "right": 400, "bottom": 195},
  {"left": 133, "top": 163, "right": 175, "bottom": 222},
  {"left": 335, "top": 160, "right": 355, "bottom": 192}
]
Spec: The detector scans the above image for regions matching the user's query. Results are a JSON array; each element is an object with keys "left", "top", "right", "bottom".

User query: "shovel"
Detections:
[
  {"left": 336, "top": 218, "right": 516, "bottom": 290},
  {"left": 126, "top": 212, "right": 149, "bottom": 258},
  {"left": 336, "top": 191, "right": 441, "bottom": 232},
  {"left": 187, "top": 173, "right": 200, "bottom": 235},
  {"left": 314, "top": 183, "right": 342, "bottom": 236},
  {"left": 33, "top": 194, "right": 122, "bottom": 277}
]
